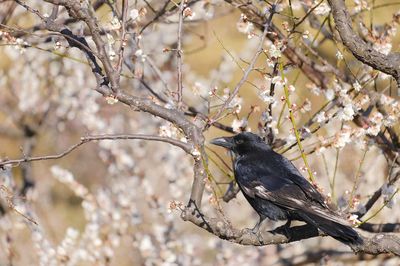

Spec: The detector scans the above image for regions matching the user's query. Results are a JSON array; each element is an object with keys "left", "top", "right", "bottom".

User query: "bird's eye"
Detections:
[{"left": 236, "top": 139, "right": 244, "bottom": 144}]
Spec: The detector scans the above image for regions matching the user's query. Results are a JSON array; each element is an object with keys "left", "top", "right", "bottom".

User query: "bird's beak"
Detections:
[{"left": 210, "top": 136, "right": 234, "bottom": 149}]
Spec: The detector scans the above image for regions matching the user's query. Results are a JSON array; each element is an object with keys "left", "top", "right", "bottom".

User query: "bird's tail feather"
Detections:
[{"left": 300, "top": 211, "right": 363, "bottom": 245}]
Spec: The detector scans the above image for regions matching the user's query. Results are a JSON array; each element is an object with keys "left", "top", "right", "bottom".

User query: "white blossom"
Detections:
[
  {"left": 268, "top": 44, "right": 282, "bottom": 58},
  {"left": 110, "top": 17, "right": 121, "bottom": 30},
  {"left": 337, "top": 104, "right": 355, "bottom": 121},
  {"left": 314, "top": 111, "right": 326, "bottom": 123},
  {"left": 259, "top": 89, "right": 275, "bottom": 104},
  {"left": 354, "top": 0, "right": 369, "bottom": 12},
  {"left": 334, "top": 125, "right": 352, "bottom": 148},
  {"left": 302, "top": 30, "right": 309, "bottom": 39},
  {"left": 324, "top": 88, "right": 335, "bottom": 100},
  {"left": 315, "top": 3, "right": 331, "bottom": 16},
  {"left": 353, "top": 81, "right": 362, "bottom": 92},
  {"left": 336, "top": 50, "right": 344, "bottom": 60},
  {"left": 130, "top": 9, "right": 139, "bottom": 20},
  {"left": 183, "top": 7, "right": 196, "bottom": 20},
  {"left": 366, "top": 112, "right": 383, "bottom": 136},
  {"left": 348, "top": 214, "right": 361, "bottom": 225},
  {"left": 384, "top": 115, "right": 397, "bottom": 127},
  {"left": 51, "top": 165, "right": 74, "bottom": 183},
  {"left": 237, "top": 14, "right": 254, "bottom": 38},
  {"left": 373, "top": 42, "right": 392, "bottom": 55},
  {"left": 231, "top": 118, "right": 247, "bottom": 132}
]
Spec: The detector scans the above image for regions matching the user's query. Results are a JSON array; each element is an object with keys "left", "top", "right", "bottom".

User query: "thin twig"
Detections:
[
  {"left": 293, "top": 0, "right": 324, "bottom": 29},
  {"left": 211, "top": 8, "right": 276, "bottom": 122},
  {"left": 280, "top": 63, "right": 315, "bottom": 182},
  {"left": 116, "top": 0, "right": 128, "bottom": 75},
  {"left": 15, "top": 0, "right": 46, "bottom": 20},
  {"left": 355, "top": 153, "right": 399, "bottom": 218},
  {"left": 176, "top": 0, "right": 185, "bottom": 109},
  {"left": 0, "top": 134, "right": 192, "bottom": 167},
  {"left": 348, "top": 147, "right": 368, "bottom": 208},
  {"left": 359, "top": 189, "right": 399, "bottom": 226},
  {"left": 330, "top": 148, "right": 340, "bottom": 202},
  {"left": 0, "top": 185, "right": 38, "bottom": 225}
]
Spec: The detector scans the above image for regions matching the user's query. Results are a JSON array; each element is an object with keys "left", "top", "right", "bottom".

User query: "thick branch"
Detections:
[
  {"left": 181, "top": 201, "right": 320, "bottom": 246},
  {"left": 328, "top": 0, "right": 400, "bottom": 83},
  {"left": 182, "top": 204, "right": 400, "bottom": 256}
]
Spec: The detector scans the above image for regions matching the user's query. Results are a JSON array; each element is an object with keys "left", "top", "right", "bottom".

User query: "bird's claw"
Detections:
[
  {"left": 241, "top": 228, "right": 264, "bottom": 245},
  {"left": 240, "top": 227, "right": 252, "bottom": 235}
]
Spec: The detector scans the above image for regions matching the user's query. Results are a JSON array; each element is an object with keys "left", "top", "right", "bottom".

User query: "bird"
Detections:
[{"left": 211, "top": 132, "right": 362, "bottom": 245}]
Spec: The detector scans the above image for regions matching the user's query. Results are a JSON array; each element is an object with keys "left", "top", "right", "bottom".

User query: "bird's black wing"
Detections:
[
  {"left": 235, "top": 154, "right": 326, "bottom": 205},
  {"left": 252, "top": 178, "right": 350, "bottom": 225},
  {"left": 274, "top": 152, "right": 328, "bottom": 207},
  {"left": 283, "top": 172, "right": 327, "bottom": 207},
  {"left": 235, "top": 160, "right": 349, "bottom": 226}
]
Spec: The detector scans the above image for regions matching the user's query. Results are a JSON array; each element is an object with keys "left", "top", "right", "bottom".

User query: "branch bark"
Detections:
[
  {"left": 182, "top": 203, "right": 400, "bottom": 255},
  {"left": 328, "top": 0, "right": 400, "bottom": 85}
]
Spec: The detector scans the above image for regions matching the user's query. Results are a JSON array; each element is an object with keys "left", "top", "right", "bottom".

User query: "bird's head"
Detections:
[{"left": 210, "top": 132, "right": 268, "bottom": 155}]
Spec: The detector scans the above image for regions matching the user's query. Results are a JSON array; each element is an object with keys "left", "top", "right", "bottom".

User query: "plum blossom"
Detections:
[
  {"left": 353, "top": 81, "right": 362, "bottom": 92},
  {"left": 268, "top": 44, "right": 282, "bottom": 58},
  {"left": 348, "top": 214, "right": 361, "bottom": 225},
  {"left": 231, "top": 118, "right": 247, "bottom": 132},
  {"left": 259, "top": 92, "right": 275, "bottom": 104},
  {"left": 333, "top": 125, "right": 352, "bottom": 148},
  {"left": 324, "top": 88, "right": 335, "bottom": 100},
  {"left": 130, "top": 9, "right": 139, "bottom": 20},
  {"left": 337, "top": 104, "right": 355, "bottom": 121},
  {"left": 237, "top": 14, "right": 254, "bottom": 38},
  {"left": 314, "top": 111, "right": 326, "bottom": 123},
  {"left": 336, "top": 50, "right": 344, "bottom": 60},
  {"left": 315, "top": 3, "right": 331, "bottom": 16},
  {"left": 366, "top": 112, "right": 383, "bottom": 136}
]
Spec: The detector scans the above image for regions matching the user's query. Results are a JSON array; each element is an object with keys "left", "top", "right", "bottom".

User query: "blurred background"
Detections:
[{"left": 0, "top": 0, "right": 399, "bottom": 265}]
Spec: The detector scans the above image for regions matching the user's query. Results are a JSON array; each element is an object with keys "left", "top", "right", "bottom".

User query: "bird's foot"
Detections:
[{"left": 241, "top": 228, "right": 264, "bottom": 245}]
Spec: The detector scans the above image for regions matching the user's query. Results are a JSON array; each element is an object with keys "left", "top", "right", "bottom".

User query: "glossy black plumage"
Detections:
[{"left": 211, "top": 132, "right": 362, "bottom": 245}]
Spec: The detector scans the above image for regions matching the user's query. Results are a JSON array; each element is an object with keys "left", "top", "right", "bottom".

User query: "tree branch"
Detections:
[
  {"left": 0, "top": 134, "right": 192, "bottom": 167},
  {"left": 328, "top": 0, "right": 400, "bottom": 85},
  {"left": 182, "top": 203, "right": 400, "bottom": 255},
  {"left": 44, "top": 0, "right": 119, "bottom": 91},
  {"left": 176, "top": 0, "right": 185, "bottom": 109}
]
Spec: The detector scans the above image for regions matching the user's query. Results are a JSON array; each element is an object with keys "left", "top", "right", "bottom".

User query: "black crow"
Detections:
[{"left": 211, "top": 132, "right": 362, "bottom": 245}]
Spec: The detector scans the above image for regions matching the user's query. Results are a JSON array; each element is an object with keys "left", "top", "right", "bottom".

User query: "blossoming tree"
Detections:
[{"left": 0, "top": 0, "right": 399, "bottom": 265}]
